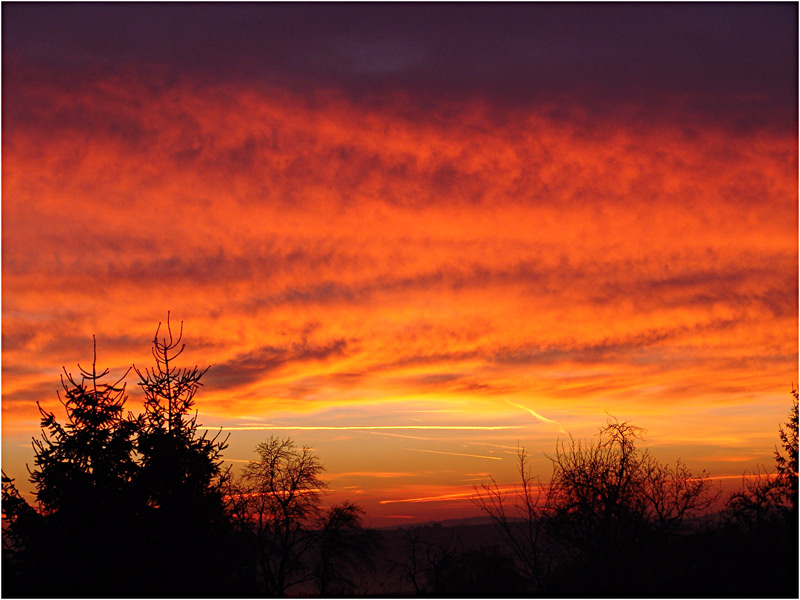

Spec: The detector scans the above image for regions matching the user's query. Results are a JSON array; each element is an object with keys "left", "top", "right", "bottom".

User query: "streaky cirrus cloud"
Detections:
[{"left": 3, "top": 73, "right": 795, "bottom": 427}]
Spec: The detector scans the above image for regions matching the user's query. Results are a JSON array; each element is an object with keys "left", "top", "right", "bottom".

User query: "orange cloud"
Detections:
[{"left": 2, "top": 71, "right": 796, "bottom": 519}]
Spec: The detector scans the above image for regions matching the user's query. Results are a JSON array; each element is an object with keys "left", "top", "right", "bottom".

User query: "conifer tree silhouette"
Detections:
[
  {"left": 726, "top": 388, "right": 799, "bottom": 527},
  {"left": 775, "top": 387, "right": 799, "bottom": 511},
  {"left": 2, "top": 322, "right": 245, "bottom": 597},
  {"left": 132, "top": 313, "right": 232, "bottom": 595},
  {"left": 2, "top": 338, "right": 141, "bottom": 596},
  {"left": 721, "top": 389, "right": 799, "bottom": 597},
  {"left": 33, "top": 338, "right": 138, "bottom": 514}
]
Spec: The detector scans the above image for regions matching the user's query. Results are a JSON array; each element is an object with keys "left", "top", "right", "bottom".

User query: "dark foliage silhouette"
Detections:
[
  {"left": 545, "top": 419, "right": 720, "bottom": 596},
  {"left": 474, "top": 417, "right": 719, "bottom": 596},
  {"left": 312, "top": 500, "right": 376, "bottom": 596},
  {"left": 725, "top": 464, "right": 788, "bottom": 533},
  {"left": 132, "top": 315, "right": 235, "bottom": 595},
  {"left": 1, "top": 320, "right": 244, "bottom": 597},
  {"left": 2, "top": 338, "right": 142, "bottom": 596},
  {"left": 726, "top": 388, "right": 799, "bottom": 528},
  {"left": 547, "top": 419, "right": 717, "bottom": 559},
  {"left": 775, "top": 386, "right": 799, "bottom": 510},
  {"left": 31, "top": 340, "right": 138, "bottom": 513},
  {"left": 716, "top": 389, "right": 799, "bottom": 598}
]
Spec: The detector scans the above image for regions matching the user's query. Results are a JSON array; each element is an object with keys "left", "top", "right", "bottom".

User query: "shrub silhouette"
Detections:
[
  {"left": 474, "top": 417, "right": 718, "bottom": 594},
  {"left": 313, "top": 500, "right": 376, "bottom": 596}
]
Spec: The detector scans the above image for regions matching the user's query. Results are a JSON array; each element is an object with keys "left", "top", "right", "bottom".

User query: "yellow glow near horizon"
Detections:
[{"left": 200, "top": 425, "right": 528, "bottom": 431}]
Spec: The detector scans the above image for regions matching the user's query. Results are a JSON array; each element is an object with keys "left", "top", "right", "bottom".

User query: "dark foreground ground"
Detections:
[
  {"left": 288, "top": 515, "right": 799, "bottom": 598},
  {"left": 4, "top": 514, "right": 798, "bottom": 597}
]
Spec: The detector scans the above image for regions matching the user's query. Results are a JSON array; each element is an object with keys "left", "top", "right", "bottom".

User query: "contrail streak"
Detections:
[
  {"left": 200, "top": 424, "right": 525, "bottom": 431},
  {"left": 365, "top": 431, "right": 439, "bottom": 441},
  {"left": 505, "top": 400, "right": 557, "bottom": 424},
  {"left": 505, "top": 400, "right": 568, "bottom": 434},
  {"left": 407, "top": 448, "right": 503, "bottom": 461},
  {"left": 379, "top": 491, "right": 478, "bottom": 504}
]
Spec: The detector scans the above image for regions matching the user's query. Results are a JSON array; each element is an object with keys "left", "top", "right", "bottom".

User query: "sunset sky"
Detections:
[{"left": 2, "top": 3, "right": 797, "bottom": 526}]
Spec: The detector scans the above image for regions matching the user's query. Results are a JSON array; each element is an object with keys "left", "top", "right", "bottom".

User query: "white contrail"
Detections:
[
  {"left": 505, "top": 400, "right": 568, "bottom": 434},
  {"left": 406, "top": 448, "right": 503, "bottom": 461},
  {"left": 200, "top": 424, "right": 526, "bottom": 431}
]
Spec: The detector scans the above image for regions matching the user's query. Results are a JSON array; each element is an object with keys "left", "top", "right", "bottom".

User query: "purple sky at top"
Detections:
[{"left": 3, "top": 2, "right": 797, "bottom": 132}]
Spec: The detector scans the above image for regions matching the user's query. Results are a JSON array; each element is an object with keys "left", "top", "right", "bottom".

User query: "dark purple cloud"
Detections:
[
  {"left": 3, "top": 3, "right": 796, "bottom": 132},
  {"left": 206, "top": 337, "right": 349, "bottom": 390}
]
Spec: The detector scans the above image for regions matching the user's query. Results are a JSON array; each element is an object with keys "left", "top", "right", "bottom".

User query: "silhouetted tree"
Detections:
[
  {"left": 312, "top": 501, "right": 376, "bottom": 596},
  {"left": 639, "top": 455, "right": 718, "bottom": 534},
  {"left": 1, "top": 339, "right": 142, "bottom": 596},
  {"left": 229, "top": 437, "right": 374, "bottom": 597},
  {"left": 1, "top": 321, "right": 246, "bottom": 597},
  {"left": 725, "top": 465, "right": 787, "bottom": 533},
  {"left": 720, "top": 389, "right": 799, "bottom": 598},
  {"left": 388, "top": 525, "right": 467, "bottom": 597},
  {"left": 421, "top": 531, "right": 469, "bottom": 597},
  {"left": 132, "top": 314, "right": 233, "bottom": 595},
  {"left": 726, "top": 388, "right": 799, "bottom": 531},
  {"left": 775, "top": 386, "right": 798, "bottom": 510},
  {"left": 2, "top": 472, "right": 45, "bottom": 595},
  {"left": 392, "top": 526, "right": 426, "bottom": 596},
  {"left": 551, "top": 419, "right": 715, "bottom": 541},
  {"left": 32, "top": 341, "right": 138, "bottom": 512},
  {"left": 230, "top": 437, "right": 327, "bottom": 596},
  {"left": 1, "top": 472, "right": 40, "bottom": 552},
  {"left": 475, "top": 417, "right": 717, "bottom": 594},
  {"left": 472, "top": 447, "right": 551, "bottom": 589}
]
